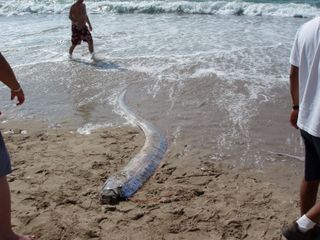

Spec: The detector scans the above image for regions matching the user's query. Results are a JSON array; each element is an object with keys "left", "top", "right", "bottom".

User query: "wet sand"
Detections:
[{"left": 3, "top": 116, "right": 303, "bottom": 240}]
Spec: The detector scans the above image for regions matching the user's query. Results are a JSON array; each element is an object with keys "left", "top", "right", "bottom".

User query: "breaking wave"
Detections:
[{"left": 0, "top": 0, "right": 319, "bottom": 18}]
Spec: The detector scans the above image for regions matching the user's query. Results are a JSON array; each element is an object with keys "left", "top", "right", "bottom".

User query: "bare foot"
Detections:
[
  {"left": 15, "top": 234, "right": 35, "bottom": 240},
  {"left": 1, "top": 233, "right": 35, "bottom": 240}
]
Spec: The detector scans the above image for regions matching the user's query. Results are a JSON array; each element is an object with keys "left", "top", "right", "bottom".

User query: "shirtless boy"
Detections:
[{"left": 69, "top": 0, "right": 94, "bottom": 57}]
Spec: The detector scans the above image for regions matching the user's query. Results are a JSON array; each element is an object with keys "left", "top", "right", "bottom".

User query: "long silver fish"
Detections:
[{"left": 100, "top": 89, "right": 168, "bottom": 204}]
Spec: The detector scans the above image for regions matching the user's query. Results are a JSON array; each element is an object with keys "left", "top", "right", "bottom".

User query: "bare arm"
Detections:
[
  {"left": 290, "top": 65, "right": 299, "bottom": 106},
  {"left": 69, "top": 6, "right": 76, "bottom": 22},
  {"left": 0, "top": 53, "right": 25, "bottom": 106},
  {"left": 84, "top": 5, "right": 92, "bottom": 31},
  {"left": 86, "top": 15, "right": 92, "bottom": 31},
  {"left": 289, "top": 64, "right": 299, "bottom": 129}
]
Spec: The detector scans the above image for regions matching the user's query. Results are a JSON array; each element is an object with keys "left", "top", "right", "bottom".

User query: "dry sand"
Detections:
[{"left": 3, "top": 120, "right": 303, "bottom": 240}]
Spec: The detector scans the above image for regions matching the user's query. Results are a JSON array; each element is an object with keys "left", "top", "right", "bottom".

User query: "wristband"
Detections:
[
  {"left": 292, "top": 105, "right": 299, "bottom": 110},
  {"left": 11, "top": 87, "right": 21, "bottom": 93}
]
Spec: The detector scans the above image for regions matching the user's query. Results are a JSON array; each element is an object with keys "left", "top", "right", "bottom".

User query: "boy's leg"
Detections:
[
  {"left": 0, "top": 176, "right": 35, "bottom": 240},
  {"left": 69, "top": 44, "right": 77, "bottom": 56},
  {"left": 0, "top": 175, "right": 14, "bottom": 238},
  {"left": 87, "top": 39, "right": 94, "bottom": 54}
]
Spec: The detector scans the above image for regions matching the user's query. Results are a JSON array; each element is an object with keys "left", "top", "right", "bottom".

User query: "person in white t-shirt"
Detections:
[{"left": 282, "top": 17, "right": 320, "bottom": 240}]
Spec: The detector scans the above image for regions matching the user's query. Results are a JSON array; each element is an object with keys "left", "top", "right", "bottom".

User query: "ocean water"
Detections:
[{"left": 0, "top": 0, "right": 318, "bottom": 167}]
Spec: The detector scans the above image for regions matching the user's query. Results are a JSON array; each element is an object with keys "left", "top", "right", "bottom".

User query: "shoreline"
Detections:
[
  {"left": 2, "top": 120, "right": 302, "bottom": 239},
  {"left": 0, "top": 7, "right": 310, "bottom": 240}
]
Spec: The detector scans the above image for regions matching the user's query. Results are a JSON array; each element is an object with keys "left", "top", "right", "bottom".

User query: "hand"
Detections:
[
  {"left": 290, "top": 109, "right": 299, "bottom": 129},
  {"left": 11, "top": 88, "right": 25, "bottom": 106}
]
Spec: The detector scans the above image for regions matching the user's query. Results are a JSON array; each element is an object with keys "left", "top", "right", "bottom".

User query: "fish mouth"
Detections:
[{"left": 100, "top": 187, "right": 123, "bottom": 205}]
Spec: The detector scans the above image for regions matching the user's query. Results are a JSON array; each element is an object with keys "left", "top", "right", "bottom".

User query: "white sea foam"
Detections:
[
  {"left": 0, "top": 8, "right": 305, "bottom": 167},
  {"left": 0, "top": 0, "right": 318, "bottom": 18},
  {"left": 77, "top": 122, "right": 114, "bottom": 135}
]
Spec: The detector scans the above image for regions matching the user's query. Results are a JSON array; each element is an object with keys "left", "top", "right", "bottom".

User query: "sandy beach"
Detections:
[
  {"left": 0, "top": 3, "right": 314, "bottom": 239},
  {"left": 3, "top": 118, "right": 303, "bottom": 240}
]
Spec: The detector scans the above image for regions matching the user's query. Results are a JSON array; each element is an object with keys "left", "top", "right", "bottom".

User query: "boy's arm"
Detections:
[
  {"left": 84, "top": 5, "right": 92, "bottom": 31},
  {"left": 0, "top": 54, "right": 21, "bottom": 91},
  {"left": 69, "top": 6, "right": 76, "bottom": 22},
  {"left": 86, "top": 16, "right": 92, "bottom": 31},
  {"left": 0, "top": 53, "right": 25, "bottom": 106}
]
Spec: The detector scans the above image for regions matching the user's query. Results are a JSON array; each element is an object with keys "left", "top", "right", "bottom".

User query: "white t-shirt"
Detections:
[{"left": 290, "top": 17, "right": 320, "bottom": 137}]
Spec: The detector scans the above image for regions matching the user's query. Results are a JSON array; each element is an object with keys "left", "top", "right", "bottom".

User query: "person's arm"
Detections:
[
  {"left": 0, "top": 53, "right": 25, "bottom": 106},
  {"left": 84, "top": 5, "right": 92, "bottom": 31},
  {"left": 69, "top": 6, "right": 76, "bottom": 22},
  {"left": 289, "top": 64, "right": 299, "bottom": 129}
]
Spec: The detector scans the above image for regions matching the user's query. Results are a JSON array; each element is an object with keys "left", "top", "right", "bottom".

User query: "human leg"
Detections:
[
  {"left": 70, "top": 24, "right": 81, "bottom": 56},
  {"left": 81, "top": 27, "right": 94, "bottom": 55},
  {"left": 300, "top": 179, "right": 319, "bottom": 215},
  {"left": 306, "top": 202, "right": 320, "bottom": 223},
  {"left": 300, "top": 129, "right": 320, "bottom": 216},
  {"left": 282, "top": 130, "right": 320, "bottom": 239},
  {"left": 69, "top": 44, "right": 77, "bottom": 56},
  {"left": 0, "top": 130, "right": 34, "bottom": 240},
  {"left": 0, "top": 175, "right": 13, "bottom": 238},
  {"left": 302, "top": 131, "right": 320, "bottom": 222},
  {"left": 282, "top": 182, "right": 318, "bottom": 239},
  {"left": 0, "top": 131, "right": 13, "bottom": 237},
  {"left": 0, "top": 176, "right": 34, "bottom": 240},
  {"left": 87, "top": 39, "right": 94, "bottom": 54}
]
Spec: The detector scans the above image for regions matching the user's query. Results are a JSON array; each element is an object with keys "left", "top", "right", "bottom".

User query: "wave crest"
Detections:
[{"left": 0, "top": 0, "right": 318, "bottom": 18}]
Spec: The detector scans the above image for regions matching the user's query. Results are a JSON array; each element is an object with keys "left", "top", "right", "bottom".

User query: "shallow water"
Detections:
[{"left": 0, "top": 10, "right": 310, "bottom": 167}]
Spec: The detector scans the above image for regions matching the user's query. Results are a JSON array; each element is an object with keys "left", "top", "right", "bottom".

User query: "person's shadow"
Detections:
[{"left": 70, "top": 57, "right": 127, "bottom": 71}]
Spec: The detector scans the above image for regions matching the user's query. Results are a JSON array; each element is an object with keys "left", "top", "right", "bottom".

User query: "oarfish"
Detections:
[{"left": 100, "top": 89, "right": 167, "bottom": 204}]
